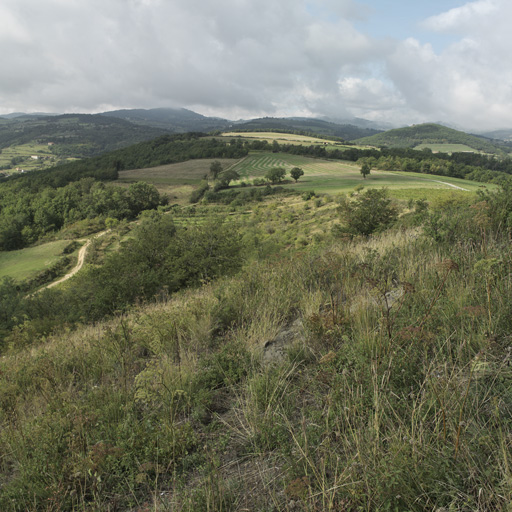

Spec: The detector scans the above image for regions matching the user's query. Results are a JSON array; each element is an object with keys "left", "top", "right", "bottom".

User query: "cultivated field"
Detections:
[
  {"left": 116, "top": 158, "right": 241, "bottom": 201},
  {"left": 116, "top": 152, "right": 491, "bottom": 203},
  {"left": 230, "top": 152, "right": 489, "bottom": 197},
  {"left": 0, "top": 143, "right": 59, "bottom": 173},
  {"left": 221, "top": 131, "right": 339, "bottom": 144},
  {"left": 219, "top": 131, "right": 362, "bottom": 149}
]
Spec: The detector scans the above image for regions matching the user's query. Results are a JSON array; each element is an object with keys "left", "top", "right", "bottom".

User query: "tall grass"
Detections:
[{"left": 1, "top": 195, "right": 512, "bottom": 510}]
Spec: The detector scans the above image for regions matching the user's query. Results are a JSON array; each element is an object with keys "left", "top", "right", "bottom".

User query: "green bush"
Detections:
[{"left": 338, "top": 187, "right": 397, "bottom": 236}]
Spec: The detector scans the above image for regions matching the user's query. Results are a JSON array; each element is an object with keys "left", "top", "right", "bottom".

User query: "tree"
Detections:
[
  {"left": 290, "top": 167, "right": 304, "bottom": 182},
  {"left": 339, "top": 188, "right": 397, "bottom": 236},
  {"left": 210, "top": 160, "right": 223, "bottom": 180},
  {"left": 265, "top": 167, "right": 286, "bottom": 184},
  {"left": 128, "top": 181, "right": 161, "bottom": 216},
  {"left": 219, "top": 169, "right": 240, "bottom": 187},
  {"left": 360, "top": 162, "right": 371, "bottom": 180}
]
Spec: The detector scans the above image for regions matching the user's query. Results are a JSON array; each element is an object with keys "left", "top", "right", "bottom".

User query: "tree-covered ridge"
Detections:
[
  {"left": 231, "top": 117, "right": 381, "bottom": 140},
  {"left": 355, "top": 123, "right": 506, "bottom": 154},
  {"left": 0, "top": 114, "right": 171, "bottom": 159},
  {"left": 100, "top": 107, "right": 231, "bottom": 132}
]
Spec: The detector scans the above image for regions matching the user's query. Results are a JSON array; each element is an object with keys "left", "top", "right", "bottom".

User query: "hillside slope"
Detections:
[
  {"left": 355, "top": 123, "right": 505, "bottom": 154},
  {"left": 0, "top": 114, "right": 169, "bottom": 160},
  {"left": 101, "top": 107, "right": 231, "bottom": 132},
  {"left": 232, "top": 116, "right": 381, "bottom": 140},
  {"left": 1, "top": 188, "right": 512, "bottom": 510}
]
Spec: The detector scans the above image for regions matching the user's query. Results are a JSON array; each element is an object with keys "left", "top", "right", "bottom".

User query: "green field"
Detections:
[
  {"left": 116, "top": 151, "right": 492, "bottom": 203},
  {"left": 415, "top": 143, "right": 480, "bottom": 154},
  {"left": 230, "top": 152, "right": 489, "bottom": 197},
  {"left": 0, "top": 240, "right": 72, "bottom": 282},
  {"left": 116, "top": 158, "right": 241, "bottom": 201},
  {"left": 0, "top": 143, "right": 61, "bottom": 173}
]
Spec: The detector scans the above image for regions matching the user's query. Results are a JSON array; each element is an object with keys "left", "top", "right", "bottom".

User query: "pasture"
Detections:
[
  {"left": 114, "top": 151, "right": 491, "bottom": 204},
  {"left": 414, "top": 143, "right": 480, "bottom": 154},
  {"left": 0, "top": 240, "right": 73, "bottom": 282},
  {"left": 230, "top": 152, "right": 488, "bottom": 197},
  {"left": 116, "top": 158, "right": 241, "bottom": 201}
]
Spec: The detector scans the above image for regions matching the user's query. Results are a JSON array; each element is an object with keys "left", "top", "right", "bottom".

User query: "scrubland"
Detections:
[{"left": 1, "top": 184, "right": 512, "bottom": 511}]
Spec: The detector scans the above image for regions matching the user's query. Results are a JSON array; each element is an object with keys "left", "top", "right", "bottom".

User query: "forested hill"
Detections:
[
  {"left": 230, "top": 117, "right": 381, "bottom": 140},
  {"left": 355, "top": 123, "right": 506, "bottom": 154},
  {"left": 100, "top": 107, "right": 231, "bottom": 132},
  {"left": 0, "top": 114, "right": 170, "bottom": 157}
]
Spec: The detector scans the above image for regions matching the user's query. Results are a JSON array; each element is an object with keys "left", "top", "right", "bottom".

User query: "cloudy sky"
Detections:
[{"left": 1, "top": 0, "right": 510, "bottom": 130}]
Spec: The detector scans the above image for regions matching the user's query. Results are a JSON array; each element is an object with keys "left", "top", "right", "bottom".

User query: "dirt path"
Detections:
[
  {"left": 45, "top": 230, "right": 108, "bottom": 290},
  {"left": 428, "top": 179, "right": 469, "bottom": 191}
]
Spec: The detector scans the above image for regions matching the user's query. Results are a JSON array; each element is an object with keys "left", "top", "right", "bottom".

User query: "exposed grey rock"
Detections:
[{"left": 262, "top": 319, "right": 305, "bottom": 365}]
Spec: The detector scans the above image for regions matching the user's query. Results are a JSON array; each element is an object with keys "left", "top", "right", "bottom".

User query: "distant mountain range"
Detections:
[
  {"left": 1, "top": 109, "right": 511, "bottom": 166},
  {"left": 1, "top": 108, "right": 386, "bottom": 137},
  {"left": 99, "top": 108, "right": 230, "bottom": 132},
  {"left": 0, "top": 108, "right": 385, "bottom": 160}
]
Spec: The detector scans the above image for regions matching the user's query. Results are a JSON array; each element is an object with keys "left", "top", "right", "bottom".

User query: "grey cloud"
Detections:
[
  {"left": 1, "top": 0, "right": 512, "bottom": 131},
  {"left": 0, "top": 0, "right": 384, "bottom": 116}
]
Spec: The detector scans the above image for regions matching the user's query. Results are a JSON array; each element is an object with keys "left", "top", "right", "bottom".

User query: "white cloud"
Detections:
[
  {"left": 421, "top": 0, "right": 498, "bottom": 33},
  {"left": 0, "top": 0, "right": 384, "bottom": 117},
  {"left": 386, "top": 0, "right": 512, "bottom": 130}
]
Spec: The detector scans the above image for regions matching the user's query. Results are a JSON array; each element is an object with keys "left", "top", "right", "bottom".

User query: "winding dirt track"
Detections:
[{"left": 45, "top": 230, "right": 108, "bottom": 290}]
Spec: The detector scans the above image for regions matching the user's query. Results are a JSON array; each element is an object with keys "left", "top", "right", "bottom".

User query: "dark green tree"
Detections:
[
  {"left": 218, "top": 169, "right": 240, "bottom": 187},
  {"left": 210, "top": 160, "right": 223, "bottom": 180},
  {"left": 128, "top": 181, "right": 161, "bottom": 216},
  {"left": 360, "top": 162, "right": 371, "bottom": 179},
  {"left": 290, "top": 167, "right": 304, "bottom": 182},
  {"left": 265, "top": 167, "right": 286, "bottom": 184}
]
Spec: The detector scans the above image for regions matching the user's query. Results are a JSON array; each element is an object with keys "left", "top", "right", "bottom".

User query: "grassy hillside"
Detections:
[
  {"left": 355, "top": 123, "right": 505, "bottom": 154},
  {"left": 1, "top": 185, "right": 512, "bottom": 510},
  {"left": 0, "top": 240, "right": 75, "bottom": 282}
]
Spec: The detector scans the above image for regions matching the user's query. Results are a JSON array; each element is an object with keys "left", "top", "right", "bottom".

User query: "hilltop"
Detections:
[
  {"left": 1, "top": 175, "right": 512, "bottom": 510},
  {"left": 100, "top": 107, "right": 231, "bottom": 132},
  {"left": 1, "top": 127, "right": 512, "bottom": 509},
  {"left": 230, "top": 116, "right": 381, "bottom": 140},
  {"left": 355, "top": 122, "right": 507, "bottom": 154}
]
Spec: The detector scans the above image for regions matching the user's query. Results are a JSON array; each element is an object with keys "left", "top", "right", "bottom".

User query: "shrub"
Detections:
[{"left": 339, "top": 188, "right": 397, "bottom": 236}]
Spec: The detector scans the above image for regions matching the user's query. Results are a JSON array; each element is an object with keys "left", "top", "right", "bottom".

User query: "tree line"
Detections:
[{"left": 0, "top": 134, "right": 248, "bottom": 250}]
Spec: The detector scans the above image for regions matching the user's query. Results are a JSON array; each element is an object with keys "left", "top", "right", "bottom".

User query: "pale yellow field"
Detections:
[{"left": 221, "top": 131, "right": 340, "bottom": 145}]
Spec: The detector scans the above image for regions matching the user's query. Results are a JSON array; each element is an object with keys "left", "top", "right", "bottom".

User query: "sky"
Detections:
[{"left": 0, "top": 0, "right": 511, "bottom": 131}]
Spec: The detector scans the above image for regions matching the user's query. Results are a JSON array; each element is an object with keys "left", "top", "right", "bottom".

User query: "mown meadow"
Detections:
[{"left": 115, "top": 151, "right": 491, "bottom": 204}]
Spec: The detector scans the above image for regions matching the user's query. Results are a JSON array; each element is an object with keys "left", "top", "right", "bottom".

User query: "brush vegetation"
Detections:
[{"left": 1, "top": 169, "right": 512, "bottom": 511}]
